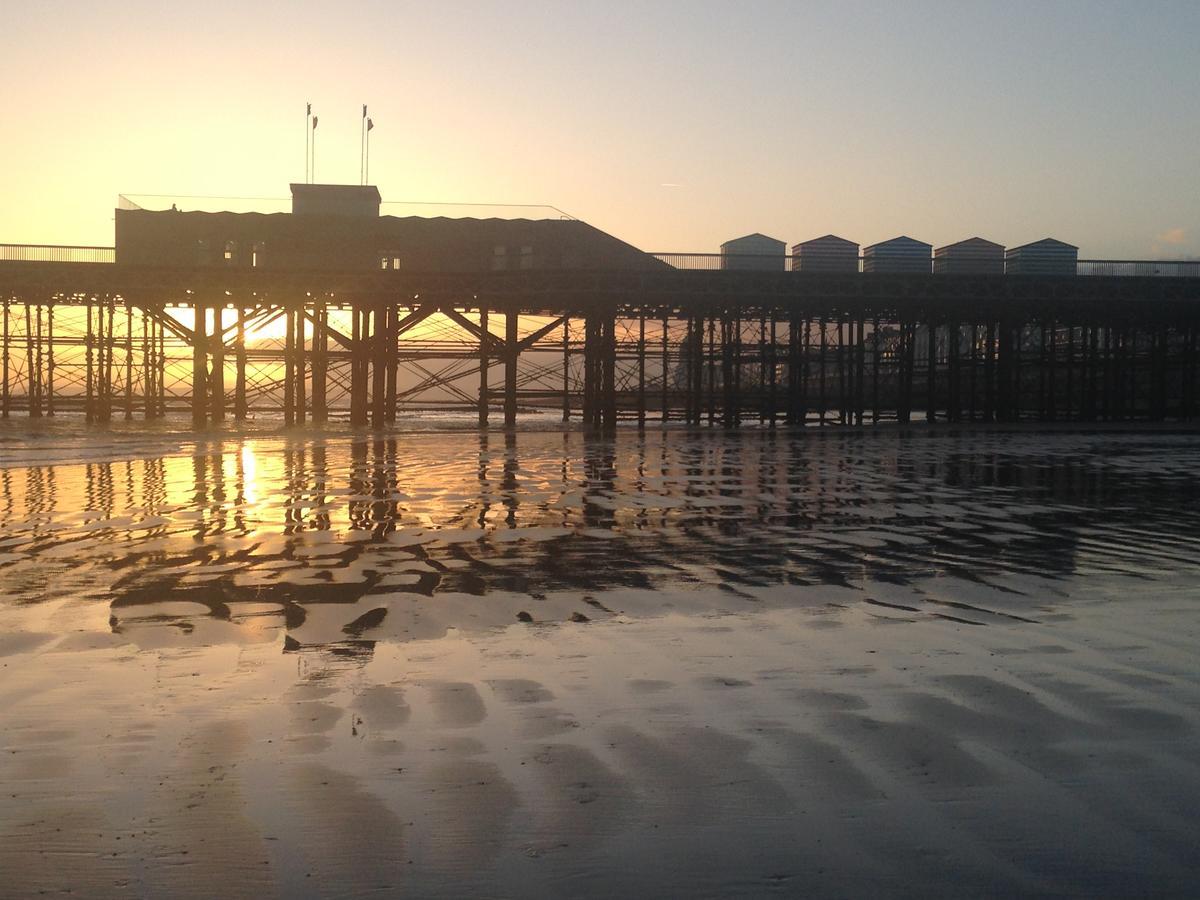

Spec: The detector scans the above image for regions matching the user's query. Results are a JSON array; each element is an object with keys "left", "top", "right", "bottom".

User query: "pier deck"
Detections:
[{"left": 2, "top": 255, "right": 1199, "bottom": 428}]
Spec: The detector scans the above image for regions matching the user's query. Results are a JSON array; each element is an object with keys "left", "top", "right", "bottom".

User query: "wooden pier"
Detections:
[{"left": 1, "top": 257, "right": 1199, "bottom": 428}]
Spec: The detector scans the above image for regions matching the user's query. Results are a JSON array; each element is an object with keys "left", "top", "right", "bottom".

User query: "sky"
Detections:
[{"left": 2, "top": 0, "right": 1198, "bottom": 258}]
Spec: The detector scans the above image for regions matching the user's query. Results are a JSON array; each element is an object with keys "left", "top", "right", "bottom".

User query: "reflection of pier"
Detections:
[
  {"left": 2, "top": 255, "right": 1200, "bottom": 428},
  {"left": 8, "top": 428, "right": 1188, "bottom": 653}
]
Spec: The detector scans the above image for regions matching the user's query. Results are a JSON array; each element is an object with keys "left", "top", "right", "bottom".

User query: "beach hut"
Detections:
[
  {"left": 720, "top": 233, "right": 786, "bottom": 271},
  {"left": 1005, "top": 238, "right": 1078, "bottom": 276},
  {"left": 933, "top": 237, "right": 1005, "bottom": 275},
  {"left": 862, "top": 236, "right": 932, "bottom": 274},
  {"left": 791, "top": 235, "right": 859, "bottom": 273}
]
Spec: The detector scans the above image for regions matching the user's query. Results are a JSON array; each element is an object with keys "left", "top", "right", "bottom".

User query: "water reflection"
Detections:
[{"left": 1, "top": 429, "right": 1199, "bottom": 659}]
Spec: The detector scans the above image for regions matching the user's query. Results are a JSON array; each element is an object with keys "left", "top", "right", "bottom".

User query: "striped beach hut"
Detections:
[
  {"left": 933, "top": 237, "right": 1005, "bottom": 275},
  {"left": 791, "top": 235, "right": 859, "bottom": 273},
  {"left": 1005, "top": 238, "right": 1078, "bottom": 276},
  {"left": 862, "top": 236, "right": 932, "bottom": 274},
  {"left": 720, "top": 233, "right": 786, "bottom": 271}
]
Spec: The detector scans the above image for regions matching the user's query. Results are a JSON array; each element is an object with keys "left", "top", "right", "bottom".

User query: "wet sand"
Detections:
[{"left": 1, "top": 425, "right": 1199, "bottom": 897}]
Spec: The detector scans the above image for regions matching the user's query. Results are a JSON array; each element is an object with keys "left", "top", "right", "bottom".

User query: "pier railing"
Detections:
[
  {"left": 1, "top": 244, "right": 1197, "bottom": 277},
  {"left": 650, "top": 253, "right": 1200, "bottom": 277},
  {"left": 0, "top": 244, "right": 115, "bottom": 263}
]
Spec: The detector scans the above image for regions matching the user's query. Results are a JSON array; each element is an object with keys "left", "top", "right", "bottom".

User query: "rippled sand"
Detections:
[{"left": 1, "top": 424, "right": 1199, "bottom": 897}]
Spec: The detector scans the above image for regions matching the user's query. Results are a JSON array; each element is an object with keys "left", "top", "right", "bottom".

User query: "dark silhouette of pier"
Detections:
[{"left": 2, "top": 254, "right": 1198, "bottom": 429}]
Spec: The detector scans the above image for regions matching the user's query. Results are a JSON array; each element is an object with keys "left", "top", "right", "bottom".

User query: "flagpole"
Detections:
[
  {"left": 366, "top": 121, "right": 371, "bottom": 184},
  {"left": 305, "top": 102, "right": 310, "bottom": 184}
]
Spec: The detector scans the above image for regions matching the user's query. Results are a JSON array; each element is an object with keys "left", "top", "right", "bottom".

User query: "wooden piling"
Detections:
[
  {"left": 235, "top": 305, "right": 248, "bottom": 422},
  {"left": 309, "top": 302, "right": 325, "bottom": 425},
  {"left": 283, "top": 307, "right": 295, "bottom": 426},
  {"left": 478, "top": 303, "right": 490, "bottom": 426},
  {"left": 124, "top": 305, "right": 133, "bottom": 420},
  {"left": 192, "top": 300, "right": 207, "bottom": 428},
  {"left": 504, "top": 309, "right": 518, "bottom": 427},
  {"left": 211, "top": 306, "right": 225, "bottom": 422},
  {"left": 46, "top": 304, "right": 55, "bottom": 416},
  {"left": 661, "top": 314, "right": 670, "bottom": 423},
  {"left": 1, "top": 300, "right": 8, "bottom": 418},
  {"left": 637, "top": 311, "right": 646, "bottom": 427},
  {"left": 562, "top": 315, "right": 571, "bottom": 423}
]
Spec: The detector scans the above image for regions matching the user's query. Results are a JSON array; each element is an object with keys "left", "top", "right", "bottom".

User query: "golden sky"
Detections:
[{"left": 2, "top": 1, "right": 1198, "bottom": 259}]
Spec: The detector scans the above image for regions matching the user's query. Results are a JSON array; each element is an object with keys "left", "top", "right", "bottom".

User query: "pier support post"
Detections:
[
  {"left": 926, "top": 318, "right": 937, "bottom": 423},
  {"left": 85, "top": 304, "right": 94, "bottom": 423},
  {"left": 504, "top": 309, "right": 518, "bottom": 427},
  {"left": 103, "top": 301, "right": 115, "bottom": 422},
  {"left": 661, "top": 314, "right": 670, "bottom": 423},
  {"left": 192, "top": 301, "right": 208, "bottom": 428},
  {"left": 385, "top": 303, "right": 398, "bottom": 425},
  {"left": 350, "top": 307, "right": 367, "bottom": 427},
  {"left": 1, "top": 300, "right": 8, "bottom": 419},
  {"left": 142, "top": 312, "right": 153, "bottom": 421},
  {"left": 284, "top": 307, "right": 295, "bottom": 426},
  {"left": 123, "top": 306, "right": 132, "bottom": 421},
  {"left": 478, "top": 303, "right": 489, "bottom": 426},
  {"left": 46, "top": 305, "right": 55, "bottom": 416},
  {"left": 296, "top": 305, "right": 307, "bottom": 425},
  {"left": 372, "top": 305, "right": 387, "bottom": 428},
  {"left": 311, "top": 301, "right": 326, "bottom": 425},
  {"left": 562, "top": 315, "right": 571, "bottom": 422},
  {"left": 211, "top": 306, "right": 225, "bottom": 422},
  {"left": 637, "top": 311, "right": 646, "bottom": 427},
  {"left": 235, "top": 306, "right": 247, "bottom": 422}
]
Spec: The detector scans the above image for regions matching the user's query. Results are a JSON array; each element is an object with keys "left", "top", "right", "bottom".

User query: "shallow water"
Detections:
[{"left": 2, "top": 426, "right": 1199, "bottom": 897}]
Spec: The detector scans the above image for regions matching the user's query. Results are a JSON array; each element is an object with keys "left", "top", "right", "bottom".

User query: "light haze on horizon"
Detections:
[{"left": 2, "top": 0, "right": 1197, "bottom": 258}]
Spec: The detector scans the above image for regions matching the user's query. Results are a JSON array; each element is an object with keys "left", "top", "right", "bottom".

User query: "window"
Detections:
[
  {"left": 196, "top": 239, "right": 211, "bottom": 266},
  {"left": 379, "top": 254, "right": 402, "bottom": 271},
  {"left": 251, "top": 242, "right": 263, "bottom": 268},
  {"left": 491, "top": 245, "right": 507, "bottom": 271},
  {"left": 223, "top": 241, "right": 237, "bottom": 265},
  {"left": 519, "top": 244, "right": 534, "bottom": 270}
]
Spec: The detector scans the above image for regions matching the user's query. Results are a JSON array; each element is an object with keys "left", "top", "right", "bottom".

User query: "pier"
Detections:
[{"left": 1, "top": 249, "right": 1198, "bottom": 429}]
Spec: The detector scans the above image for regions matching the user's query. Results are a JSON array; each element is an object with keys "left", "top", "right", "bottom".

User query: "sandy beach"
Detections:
[{"left": 1, "top": 426, "right": 1199, "bottom": 897}]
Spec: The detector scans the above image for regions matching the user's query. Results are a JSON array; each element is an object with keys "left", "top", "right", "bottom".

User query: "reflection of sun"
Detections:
[{"left": 240, "top": 445, "right": 258, "bottom": 504}]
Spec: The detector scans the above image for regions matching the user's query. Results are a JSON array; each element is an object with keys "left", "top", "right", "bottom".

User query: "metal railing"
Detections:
[
  {"left": 651, "top": 253, "right": 1200, "bottom": 277},
  {"left": 0, "top": 244, "right": 115, "bottom": 263},
  {"left": 117, "top": 194, "right": 577, "bottom": 221},
  {"left": 1076, "top": 259, "right": 1200, "bottom": 277},
  {"left": 0, "top": 243, "right": 1196, "bottom": 277}
]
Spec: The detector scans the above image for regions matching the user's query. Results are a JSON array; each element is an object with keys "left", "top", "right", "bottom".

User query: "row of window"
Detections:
[
  {"left": 492, "top": 245, "right": 536, "bottom": 271},
  {"left": 197, "top": 240, "right": 262, "bottom": 267},
  {"left": 194, "top": 240, "right": 539, "bottom": 271},
  {"left": 379, "top": 245, "right": 540, "bottom": 271}
]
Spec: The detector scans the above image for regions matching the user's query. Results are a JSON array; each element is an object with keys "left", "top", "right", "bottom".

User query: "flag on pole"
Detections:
[
  {"left": 362, "top": 104, "right": 368, "bottom": 118},
  {"left": 312, "top": 116, "right": 318, "bottom": 129},
  {"left": 307, "top": 102, "right": 312, "bottom": 115},
  {"left": 367, "top": 118, "right": 374, "bottom": 131}
]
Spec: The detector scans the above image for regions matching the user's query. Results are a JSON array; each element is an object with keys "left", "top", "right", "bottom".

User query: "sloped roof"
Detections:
[
  {"left": 935, "top": 237, "right": 1004, "bottom": 253},
  {"left": 721, "top": 233, "right": 786, "bottom": 246},
  {"left": 795, "top": 234, "right": 858, "bottom": 248},
  {"left": 1007, "top": 237, "right": 1079, "bottom": 252},
  {"left": 863, "top": 235, "right": 932, "bottom": 252}
]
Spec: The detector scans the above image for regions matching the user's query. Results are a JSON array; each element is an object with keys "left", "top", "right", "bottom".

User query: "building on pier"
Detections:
[
  {"left": 791, "top": 235, "right": 859, "bottom": 273},
  {"left": 862, "top": 236, "right": 933, "bottom": 273},
  {"left": 114, "top": 184, "right": 662, "bottom": 273},
  {"left": 933, "top": 237, "right": 1005, "bottom": 275},
  {"left": 1005, "top": 238, "right": 1078, "bottom": 276},
  {"left": 720, "top": 233, "right": 787, "bottom": 271}
]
